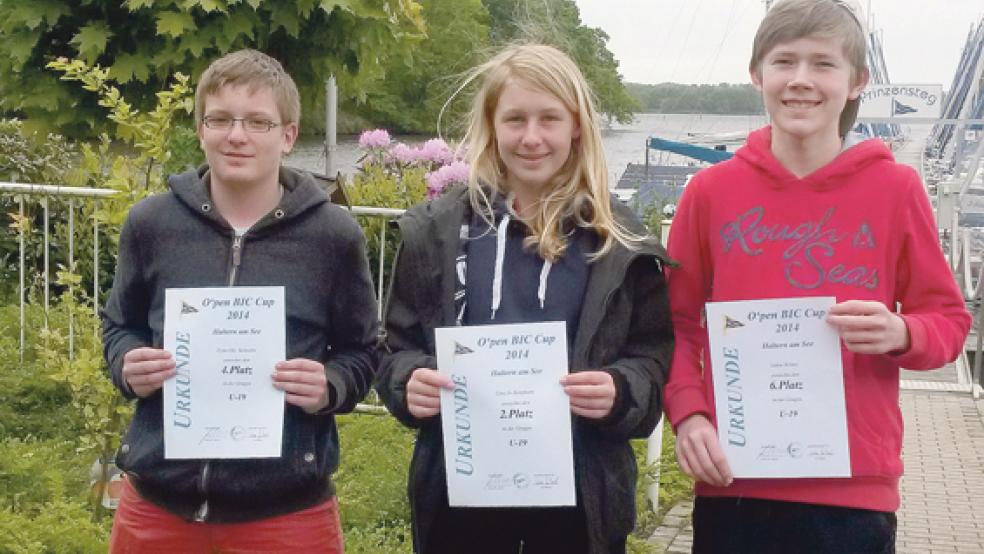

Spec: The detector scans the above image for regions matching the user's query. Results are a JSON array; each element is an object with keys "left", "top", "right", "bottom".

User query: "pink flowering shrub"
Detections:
[
  {"left": 346, "top": 129, "right": 471, "bottom": 292},
  {"left": 348, "top": 128, "right": 469, "bottom": 206}
]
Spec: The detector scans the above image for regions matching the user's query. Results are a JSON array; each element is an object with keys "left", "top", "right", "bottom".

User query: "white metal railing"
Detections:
[
  {"left": 1, "top": 182, "right": 117, "bottom": 362},
  {"left": 348, "top": 205, "right": 405, "bottom": 320}
]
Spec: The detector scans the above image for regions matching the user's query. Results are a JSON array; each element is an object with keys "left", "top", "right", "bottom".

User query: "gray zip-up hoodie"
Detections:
[
  {"left": 102, "top": 165, "right": 378, "bottom": 523},
  {"left": 376, "top": 186, "right": 674, "bottom": 553}
]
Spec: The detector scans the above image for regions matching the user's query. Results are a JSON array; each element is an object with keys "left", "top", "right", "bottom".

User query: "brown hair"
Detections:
[
  {"left": 750, "top": 0, "right": 869, "bottom": 136},
  {"left": 195, "top": 49, "right": 300, "bottom": 125}
]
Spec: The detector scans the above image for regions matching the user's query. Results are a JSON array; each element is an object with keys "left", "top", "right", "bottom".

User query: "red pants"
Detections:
[{"left": 109, "top": 479, "right": 345, "bottom": 553}]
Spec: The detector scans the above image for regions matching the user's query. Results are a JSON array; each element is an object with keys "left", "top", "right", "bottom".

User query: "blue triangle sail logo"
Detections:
[{"left": 893, "top": 99, "right": 917, "bottom": 116}]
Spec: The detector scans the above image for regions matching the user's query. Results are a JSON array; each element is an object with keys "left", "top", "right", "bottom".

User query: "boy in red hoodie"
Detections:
[{"left": 664, "top": 0, "right": 971, "bottom": 552}]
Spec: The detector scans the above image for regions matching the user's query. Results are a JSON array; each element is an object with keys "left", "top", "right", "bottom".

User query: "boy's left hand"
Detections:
[
  {"left": 272, "top": 358, "right": 331, "bottom": 413},
  {"left": 826, "top": 300, "right": 910, "bottom": 355},
  {"left": 561, "top": 371, "right": 616, "bottom": 419}
]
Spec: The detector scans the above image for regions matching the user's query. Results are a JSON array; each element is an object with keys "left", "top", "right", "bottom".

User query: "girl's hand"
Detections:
[
  {"left": 406, "top": 368, "right": 453, "bottom": 418},
  {"left": 273, "top": 358, "right": 330, "bottom": 413},
  {"left": 675, "top": 413, "right": 733, "bottom": 487},
  {"left": 826, "top": 300, "right": 910, "bottom": 354},
  {"left": 561, "top": 371, "right": 616, "bottom": 419}
]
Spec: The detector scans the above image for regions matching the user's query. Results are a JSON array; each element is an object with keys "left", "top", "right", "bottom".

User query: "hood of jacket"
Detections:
[
  {"left": 735, "top": 126, "right": 895, "bottom": 192},
  {"left": 167, "top": 165, "right": 329, "bottom": 232}
]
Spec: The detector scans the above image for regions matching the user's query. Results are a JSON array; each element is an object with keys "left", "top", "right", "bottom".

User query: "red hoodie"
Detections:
[{"left": 665, "top": 126, "right": 971, "bottom": 512}]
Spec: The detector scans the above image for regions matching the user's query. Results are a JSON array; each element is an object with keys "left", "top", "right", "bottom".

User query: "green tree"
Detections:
[
  {"left": 625, "top": 82, "right": 764, "bottom": 115},
  {"left": 350, "top": 0, "right": 490, "bottom": 134},
  {"left": 0, "top": 0, "right": 424, "bottom": 135},
  {"left": 483, "top": 0, "right": 638, "bottom": 124}
]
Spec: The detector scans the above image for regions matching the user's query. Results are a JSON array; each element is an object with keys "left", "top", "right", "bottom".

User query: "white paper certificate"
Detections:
[
  {"left": 163, "top": 286, "right": 285, "bottom": 459},
  {"left": 436, "top": 321, "right": 575, "bottom": 507},
  {"left": 706, "top": 297, "right": 850, "bottom": 478}
]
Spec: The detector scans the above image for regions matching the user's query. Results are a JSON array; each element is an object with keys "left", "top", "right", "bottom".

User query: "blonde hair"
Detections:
[
  {"left": 750, "top": 0, "right": 869, "bottom": 136},
  {"left": 195, "top": 49, "right": 300, "bottom": 125},
  {"left": 451, "top": 43, "right": 640, "bottom": 262}
]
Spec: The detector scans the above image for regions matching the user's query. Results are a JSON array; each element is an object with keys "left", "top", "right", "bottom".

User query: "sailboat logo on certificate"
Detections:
[
  {"left": 179, "top": 300, "right": 199, "bottom": 317},
  {"left": 722, "top": 314, "right": 745, "bottom": 332},
  {"left": 454, "top": 341, "right": 475, "bottom": 357}
]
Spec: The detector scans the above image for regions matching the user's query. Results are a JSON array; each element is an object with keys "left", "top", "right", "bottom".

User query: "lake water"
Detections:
[{"left": 285, "top": 113, "right": 767, "bottom": 184}]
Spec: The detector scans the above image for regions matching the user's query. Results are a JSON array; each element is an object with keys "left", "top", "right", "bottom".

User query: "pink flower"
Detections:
[
  {"left": 417, "top": 138, "right": 454, "bottom": 165},
  {"left": 387, "top": 142, "right": 417, "bottom": 165},
  {"left": 358, "top": 129, "right": 391, "bottom": 149},
  {"left": 442, "top": 160, "right": 470, "bottom": 184},
  {"left": 426, "top": 160, "right": 470, "bottom": 199}
]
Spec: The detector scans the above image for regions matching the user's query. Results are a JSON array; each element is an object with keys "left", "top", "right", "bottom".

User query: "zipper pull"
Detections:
[
  {"left": 228, "top": 235, "right": 244, "bottom": 286},
  {"left": 232, "top": 236, "right": 243, "bottom": 267}
]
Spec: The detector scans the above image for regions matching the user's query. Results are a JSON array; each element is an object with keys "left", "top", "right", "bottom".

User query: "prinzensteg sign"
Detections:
[{"left": 858, "top": 84, "right": 943, "bottom": 119}]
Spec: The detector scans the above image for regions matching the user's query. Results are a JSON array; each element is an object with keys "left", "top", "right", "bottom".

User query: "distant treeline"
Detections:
[{"left": 626, "top": 83, "right": 765, "bottom": 115}]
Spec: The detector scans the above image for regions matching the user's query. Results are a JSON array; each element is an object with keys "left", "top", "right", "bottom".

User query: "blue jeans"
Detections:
[{"left": 692, "top": 496, "right": 896, "bottom": 554}]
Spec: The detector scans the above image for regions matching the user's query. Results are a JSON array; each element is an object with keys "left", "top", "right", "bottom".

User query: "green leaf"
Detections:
[
  {"left": 295, "top": 0, "right": 317, "bottom": 18},
  {"left": 181, "top": 0, "right": 229, "bottom": 13},
  {"left": 7, "top": 31, "right": 39, "bottom": 66},
  {"left": 0, "top": 0, "right": 69, "bottom": 33},
  {"left": 222, "top": 9, "right": 255, "bottom": 42},
  {"left": 36, "top": 0, "right": 71, "bottom": 26},
  {"left": 69, "top": 22, "right": 112, "bottom": 63},
  {"left": 268, "top": 3, "right": 301, "bottom": 37},
  {"left": 156, "top": 10, "right": 195, "bottom": 38},
  {"left": 152, "top": 45, "right": 188, "bottom": 68},
  {"left": 6, "top": 3, "right": 44, "bottom": 30},
  {"left": 179, "top": 29, "right": 212, "bottom": 57},
  {"left": 110, "top": 52, "right": 150, "bottom": 84},
  {"left": 124, "top": 0, "right": 158, "bottom": 9},
  {"left": 194, "top": 0, "right": 227, "bottom": 13},
  {"left": 319, "top": 0, "right": 355, "bottom": 15}
]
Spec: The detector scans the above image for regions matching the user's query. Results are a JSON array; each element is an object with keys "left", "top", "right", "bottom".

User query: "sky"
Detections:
[{"left": 574, "top": 0, "right": 984, "bottom": 88}]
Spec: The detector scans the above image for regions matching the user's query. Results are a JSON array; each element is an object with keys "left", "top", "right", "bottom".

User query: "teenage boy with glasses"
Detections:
[{"left": 102, "top": 49, "right": 378, "bottom": 553}]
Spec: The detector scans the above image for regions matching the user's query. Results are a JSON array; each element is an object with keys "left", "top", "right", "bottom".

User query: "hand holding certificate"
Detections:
[
  {"left": 705, "top": 296, "right": 850, "bottom": 478},
  {"left": 436, "top": 321, "right": 576, "bottom": 507},
  {"left": 163, "top": 286, "right": 286, "bottom": 459}
]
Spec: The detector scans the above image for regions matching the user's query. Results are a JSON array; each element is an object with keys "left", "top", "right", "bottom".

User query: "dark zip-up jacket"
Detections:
[
  {"left": 376, "top": 186, "right": 674, "bottom": 553},
  {"left": 102, "top": 166, "right": 378, "bottom": 523}
]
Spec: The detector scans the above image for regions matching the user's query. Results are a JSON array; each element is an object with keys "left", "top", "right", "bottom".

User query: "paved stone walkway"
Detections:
[
  {"left": 648, "top": 387, "right": 984, "bottom": 553},
  {"left": 896, "top": 392, "right": 984, "bottom": 553}
]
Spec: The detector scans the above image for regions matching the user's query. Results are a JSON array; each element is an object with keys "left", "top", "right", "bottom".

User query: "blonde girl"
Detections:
[{"left": 377, "top": 43, "right": 673, "bottom": 554}]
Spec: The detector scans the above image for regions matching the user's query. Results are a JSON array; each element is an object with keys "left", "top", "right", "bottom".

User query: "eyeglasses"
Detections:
[{"left": 202, "top": 116, "right": 281, "bottom": 133}]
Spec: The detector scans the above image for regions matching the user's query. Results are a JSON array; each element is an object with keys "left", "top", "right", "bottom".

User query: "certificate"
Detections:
[
  {"left": 705, "top": 297, "right": 850, "bottom": 478},
  {"left": 162, "top": 287, "right": 285, "bottom": 459},
  {"left": 436, "top": 321, "right": 575, "bottom": 507}
]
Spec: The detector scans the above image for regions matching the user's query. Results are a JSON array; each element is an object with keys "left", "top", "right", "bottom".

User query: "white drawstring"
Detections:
[
  {"left": 490, "top": 214, "right": 510, "bottom": 319},
  {"left": 537, "top": 260, "right": 552, "bottom": 308}
]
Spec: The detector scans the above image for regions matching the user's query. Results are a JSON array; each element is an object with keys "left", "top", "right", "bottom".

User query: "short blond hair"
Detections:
[
  {"left": 750, "top": 0, "right": 868, "bottom": 136},
  {"left": 195, "top": 49, "right": 300, "bottom": 125},
  {"left": 452, "top": 43, "right": 640, "bottom": 262}
]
